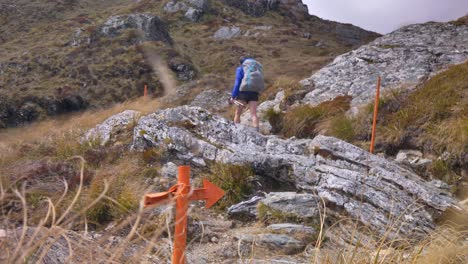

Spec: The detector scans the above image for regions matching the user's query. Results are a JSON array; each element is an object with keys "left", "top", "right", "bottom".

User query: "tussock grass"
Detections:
[
  {"left": 379, "top": 62, "right": 467, "bottom": 159},
  {"left": 0, "top": 97, "right": 160, "bottom": 146},
  {"left": 265, "top": 96, "right": 352, "bottom": 138},
  {"left": 204, "top": 163, "right": 255, "bottom": 211}
]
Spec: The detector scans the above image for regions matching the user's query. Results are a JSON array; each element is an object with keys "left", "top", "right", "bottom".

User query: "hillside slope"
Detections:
[{"left": 0, "top": 0, "right": 379, "bottom": 128}]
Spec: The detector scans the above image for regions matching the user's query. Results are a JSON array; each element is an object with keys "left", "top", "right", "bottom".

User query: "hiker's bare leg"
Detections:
[
  {"left": 234, "top": 102, "right": 246, "bottom": 123},
  {"left": 249, "top": 101, "right": 259, "bottom": 129}
]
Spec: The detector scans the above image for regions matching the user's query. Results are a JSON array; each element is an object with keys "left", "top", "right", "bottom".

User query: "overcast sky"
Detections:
[{"left": 302, "top": 0, "right": 468, "bottom": 33}]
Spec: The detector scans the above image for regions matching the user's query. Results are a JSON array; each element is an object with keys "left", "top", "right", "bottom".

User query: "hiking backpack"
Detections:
[{"left": 240, "top": 59, "right": 265, "bottom": 93}]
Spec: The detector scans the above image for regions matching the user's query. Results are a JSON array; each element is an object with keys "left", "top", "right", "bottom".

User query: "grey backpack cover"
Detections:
[{"left": 240, "top": 59, "right": 265, "bottom": 93}]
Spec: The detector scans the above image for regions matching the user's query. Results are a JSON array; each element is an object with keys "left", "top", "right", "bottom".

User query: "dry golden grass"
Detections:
[
  {"left": 0, "top": 97, "right": 159, "bottom": 146},
  {"left": 379, "top": 62, "right": 467, "bottom": 158}
]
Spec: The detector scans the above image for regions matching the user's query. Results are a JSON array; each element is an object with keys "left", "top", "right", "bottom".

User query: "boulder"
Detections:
[
  {"left": 213, "top": 26, "right": 242, "bottom": 39},
  {"left": 168, "top": 58, "right": 197, "bottom": 81},
  {"left": 185, "top": 7, "right": 203, "bottom": 22},
  {"left": 85, "top": 110, "right": 140, "bottom": 145},
  {"left": 100, "top": 14, "right": 172, "bottom": 44},
  {"left": 121, "top": 106, "right": 457, "bottom": 240},
  {"left": 299, "top": 21, "right": 468, "bottom": 114}
]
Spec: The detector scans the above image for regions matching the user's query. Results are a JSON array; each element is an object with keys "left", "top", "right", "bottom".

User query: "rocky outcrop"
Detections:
[
  {"left": 223, "top": 0, "right": 308, "bottom": 18},
  {"left": 164, "top": 0, "right": 209, "bottom": 22},
  {"left": 223, "top": 0, "right": 279, "bottom": 17},
  {"left": 299, "top": 21, "right": 468, "bottom": 114},
  {"left": 85, "top": 110, "right": 140, "bottom": 145},
  {"left": 119, "top": 106, "right": 456, "bottom": 239},
  {"left": 100, "top": 14, "right": 172, "bottom": 44}
]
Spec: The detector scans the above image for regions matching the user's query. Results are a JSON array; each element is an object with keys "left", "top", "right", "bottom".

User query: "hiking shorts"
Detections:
[{"left": 237, "top": 92, "right": 258, "bottom": 103}]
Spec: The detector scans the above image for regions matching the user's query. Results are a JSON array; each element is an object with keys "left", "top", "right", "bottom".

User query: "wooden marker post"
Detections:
[
  {"left": 144, "top": 166, "right": 225, "bottom": 264},
  {"left": 144, "top": 84, "right": 148, "bottom": 98},
  {"left": 370, "top": 76, "right": 381, "bottom": 154}
]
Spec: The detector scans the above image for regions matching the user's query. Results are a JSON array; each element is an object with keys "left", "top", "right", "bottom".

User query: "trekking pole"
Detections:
[{"left": 369, "top": 76, "right": 381, "bottom": 154}]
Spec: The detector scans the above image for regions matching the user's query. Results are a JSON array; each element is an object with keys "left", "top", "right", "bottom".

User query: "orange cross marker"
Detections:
[{"left": 144, "top": 166, "right": 225, "bottom": 264}]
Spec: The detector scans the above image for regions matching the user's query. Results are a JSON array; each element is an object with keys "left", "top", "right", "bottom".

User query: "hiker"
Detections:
[{"left": 230, "top": 56, "right": 265, "bottom": 131}]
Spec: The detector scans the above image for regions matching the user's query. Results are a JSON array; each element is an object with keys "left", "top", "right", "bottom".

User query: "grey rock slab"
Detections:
[
  {"left": 132, "top": 106, "right": 315, "bottom": 186},
  {"left": 213, "top": 26, "right": 242, "bottom": 39},
  {"left": 85, "top": 110, "right": 140, "bottom": 145},
  {"left": 300, "top": 21, "right": 468, "bottom": 114},
  {"left": 123, "top": 106, "right": 457, "bottom": 240},
  {"left": 260, "top": 192, "right": 321, "bottom": 219},
  {"left": 267, "top": 223, "right": 316, "bottom": 236},
  {"left": 234, "top": 232, "right": 305, "bottom": 255},
  {"left": 228, "top": 195, "right": 265, "bottom": 220}
]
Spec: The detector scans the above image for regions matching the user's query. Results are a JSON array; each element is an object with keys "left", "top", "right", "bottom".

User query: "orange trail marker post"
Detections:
[
  {"left": 144, "top": 84, "right": 148, "bottom": 98},
  {"left": 144, "top": 165, "right": 225, "bottom": 264},
  {"left": 370, "top": 76, "right": 381, "bottom": 154}
]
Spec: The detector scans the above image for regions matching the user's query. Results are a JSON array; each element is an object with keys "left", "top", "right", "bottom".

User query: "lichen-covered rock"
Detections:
[
  {"left": 100, "top": 14, "right": 172, "bottom": 44},
  {"left": 126, "top": 106, "right": 456, "bottom": 240},
  {"left": 300, "top": 21, "right": 468, "bottom": 114},
  {"left": 85, "top": 110, "right": 140, "bottom": 145},
  {"left": 213, "top": 26, "right": 242, "bottom": 39},
  {"left": 260, "top": 192, "right": 321, "bottom": 220}
]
